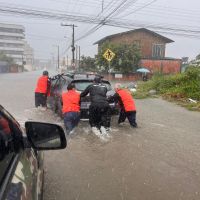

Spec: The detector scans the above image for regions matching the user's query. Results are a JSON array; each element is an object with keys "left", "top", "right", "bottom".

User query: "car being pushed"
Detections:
[
  {"left": 48, "top": 73, "right": 119, "bottom": 119},
  {"left": 47, "top": 73, "right": 73, "bottom": 116},
  {"left": 0, "top": 105, "right": 67, "bottom": 200}
]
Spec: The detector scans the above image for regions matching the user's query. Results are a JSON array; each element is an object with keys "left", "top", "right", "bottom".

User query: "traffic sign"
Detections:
[{"left": 103, "top": 48, "right": 115, "bottom": 62}]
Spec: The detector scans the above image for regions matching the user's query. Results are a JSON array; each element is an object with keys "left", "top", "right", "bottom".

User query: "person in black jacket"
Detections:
[{"left": 80, "top": 76, "right": 111, "bottom": 132}]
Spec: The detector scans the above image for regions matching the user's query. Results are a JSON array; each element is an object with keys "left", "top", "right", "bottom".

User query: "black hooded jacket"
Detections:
[{"left": 80, "top": 83, "right": 108, "bottom": 105}]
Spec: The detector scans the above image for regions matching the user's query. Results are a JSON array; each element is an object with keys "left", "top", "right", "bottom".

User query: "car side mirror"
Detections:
[{"left": 25, "top": 121, "right": 67, "bottom": 150}]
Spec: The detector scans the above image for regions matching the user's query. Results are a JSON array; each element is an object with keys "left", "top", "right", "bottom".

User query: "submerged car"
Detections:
[
  {"left": 48, "top": 73, "right": 119, "bottom": 119},
  {"left": 0, "top": 105, "right": 67, "bottom": 200}
]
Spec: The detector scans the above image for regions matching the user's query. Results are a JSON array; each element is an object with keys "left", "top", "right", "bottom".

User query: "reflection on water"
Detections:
[{"left": 22, "top": 107, "right": 125, "bottom": 143}]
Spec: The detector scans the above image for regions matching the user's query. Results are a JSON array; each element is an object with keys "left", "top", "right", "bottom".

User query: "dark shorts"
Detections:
[{"left": 35, "top": 93, "right": 47, "bottom": 107}]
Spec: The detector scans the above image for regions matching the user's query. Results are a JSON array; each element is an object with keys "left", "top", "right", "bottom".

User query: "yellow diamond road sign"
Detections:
[{"left": 103, "top": 49, "right": 115, "bottom": 62}]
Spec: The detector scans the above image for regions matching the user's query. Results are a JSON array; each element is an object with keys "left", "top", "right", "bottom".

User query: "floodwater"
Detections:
[{"left": 1, "top": 71, "right": 200, "bottom": 200}]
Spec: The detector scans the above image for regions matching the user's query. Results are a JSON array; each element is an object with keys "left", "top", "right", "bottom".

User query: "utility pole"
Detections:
[
  {"left": 75, "top": 44, "right": 78, "bottom": 69},
  {"left": 57, "top": 45, "right": 59, "bottom": 70},
  {"left": 72, "top": 24, "right": 75, "bottom": 65},
  {"left": 67, "top": 55, "right": 68, "bottom": 69},
  {"left": 53, "top": 45, "right": 59, "bottom": 70},
  {"left": 61, "top": 23, "right": 77, "bottom": 68},
  {"left": 78, "top": 46, "right": 81, "bottom": 70}
]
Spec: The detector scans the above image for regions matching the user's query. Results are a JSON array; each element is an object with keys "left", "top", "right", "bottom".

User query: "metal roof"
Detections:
[{"left": 94, "top": 28, "right": 174, "bottom": 45}]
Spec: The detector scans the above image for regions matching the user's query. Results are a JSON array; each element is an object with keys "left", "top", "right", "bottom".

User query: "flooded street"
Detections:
[{"left": 1, "top": 72, "right": 200, "bottom": 200}]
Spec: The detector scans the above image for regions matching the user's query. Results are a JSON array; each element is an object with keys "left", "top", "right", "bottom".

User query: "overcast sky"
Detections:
[{"left": 0, "top": 0, "right": 199, "bottom": 61}]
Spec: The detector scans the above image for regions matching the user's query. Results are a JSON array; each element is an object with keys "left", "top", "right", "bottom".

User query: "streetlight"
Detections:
[{"left": 61, "top": 22, "right": 77, "bottom": 68}]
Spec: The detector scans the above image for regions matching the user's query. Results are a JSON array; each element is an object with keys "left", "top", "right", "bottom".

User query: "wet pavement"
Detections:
[{"left": 1, "top": 71, "right": 200, "bottom": 200}]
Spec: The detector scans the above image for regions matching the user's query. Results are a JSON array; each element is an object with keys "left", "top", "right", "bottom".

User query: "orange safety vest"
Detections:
[
  {"left": 62, "top": 90, "right": 80, "bottom": 114},
  {"left": 35, "top": 75, "right": 48, "bottom": 94},
  {"left": 117, "top": 89, "right": 136, "bottom": 112}
]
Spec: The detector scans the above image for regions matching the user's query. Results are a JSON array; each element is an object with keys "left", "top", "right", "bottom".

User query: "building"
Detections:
[
  {"left": 24, "top": 41, "right": 34, "bottom": 71},
  {"left": 0, "top": 61, "right": 9, "bottom": 73},
  {"left": 0, "top": 23, "right": 25, "bottom": 65},
  {"left": 34, "top": 59, "right": 53, "bottom": 70},
  {"left": 95, "top": 28, "right": 181, "bottom": 74}
]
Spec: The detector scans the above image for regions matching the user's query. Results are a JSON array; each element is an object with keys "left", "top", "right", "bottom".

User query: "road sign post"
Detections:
[
  {"left": 108, "top": 61, "right": 111, "bottom": 81},
  {"left": 103, "top": 48, "right": 115, "bottom": 81}
]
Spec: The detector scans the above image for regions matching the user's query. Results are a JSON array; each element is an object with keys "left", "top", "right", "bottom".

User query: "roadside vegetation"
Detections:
[
  {"left": 134, "top": 67, "right": 200, "bottom": 111},
  {"left": 96, "top": 42, "right": 141, "bottom": 73}
]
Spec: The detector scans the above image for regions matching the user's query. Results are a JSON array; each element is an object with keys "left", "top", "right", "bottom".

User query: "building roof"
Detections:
[{"left": 94, "top": 28, "right": 174, "bottom": 45}]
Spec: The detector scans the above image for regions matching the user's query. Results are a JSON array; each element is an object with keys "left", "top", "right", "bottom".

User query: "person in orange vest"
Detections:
[
  {"left": 62, "top": 83, "right": 80, "bottom": 134},
  {"left": 109, "top": 83, "right": 137, "bottom": 127},
  {"left": 35, "top": 70, "right": 50, "bottom": 107}
]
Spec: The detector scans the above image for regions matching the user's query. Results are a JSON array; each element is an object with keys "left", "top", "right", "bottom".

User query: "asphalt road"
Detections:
[{"left": 0, "top": 71, "right": 200, "bottom": 200}]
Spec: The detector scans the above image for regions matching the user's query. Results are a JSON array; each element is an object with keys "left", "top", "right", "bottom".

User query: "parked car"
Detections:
[
  {"left": 0, "top": 104, "right": 67, "bottom": 200},
  {"left": 48, "top": 73, "right": 119, "bottom": 119}
]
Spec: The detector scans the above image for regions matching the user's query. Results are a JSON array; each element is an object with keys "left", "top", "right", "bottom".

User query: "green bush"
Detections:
[{"left": 135, "top": 66, "right": 200, "bottom": 100}]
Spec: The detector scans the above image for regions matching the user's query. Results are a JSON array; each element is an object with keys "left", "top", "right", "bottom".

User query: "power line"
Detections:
[
  {"left": 109, "top": 0, "right": 139, "bottom": 18},
  {"left": 75, "top": 0, "right": 117, "bottom": 42},
  {"left": 120, "top": 0, "right": 157, "bottom": 18},
  {"left": 1, "top": 4, "right": 200, "bottom": 39},
  {"left": 76, "top": 0, "right": 137, "bottom": 41}
]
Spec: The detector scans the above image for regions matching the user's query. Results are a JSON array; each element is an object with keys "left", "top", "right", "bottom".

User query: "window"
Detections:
[
  {"left": 152, "top": 44, "right": 165, "bottom": 58},
  {"left": 0, "top": 27, "right": 23, "bottom": 34},
  {"left": 73, "top": 81, "right": 112, "bottom": 91},
  {"left": 0, "top": 43, "right": 23, "bottom": 48},
  {"left": 0, "top": 113, "right": 14, "bottom": 185}
]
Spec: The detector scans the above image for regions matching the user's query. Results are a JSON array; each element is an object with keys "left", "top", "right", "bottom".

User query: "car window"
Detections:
[
  {"left": 74, "top": 74, "right": 88, "bottom": 79},
  {"left": 73, "top": 81, "right": 112, "bottom": 91},
  {"left": 51, "top": 78, "right": 59, "bottom": 88},
  {"left": 60, "top": 78, "right": 67, "bottom": 87},
  {"left": 0, "top": 113, "right": 14, "bottom": 185},
  {"left": 74, "top": 81, "right": 92, "bottom": 91}
]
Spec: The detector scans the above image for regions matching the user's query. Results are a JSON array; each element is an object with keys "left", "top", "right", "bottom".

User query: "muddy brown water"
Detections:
[{"left": 1, "top": 72, "right": 200, "bottom": 200}]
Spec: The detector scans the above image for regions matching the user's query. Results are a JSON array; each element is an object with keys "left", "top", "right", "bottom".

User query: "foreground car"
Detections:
[
  {"left": 48, "top": 73, "right": 119, "bottom": 119},
  {"left": 0, "top": 105, "right": 67, "bottom": 200}
]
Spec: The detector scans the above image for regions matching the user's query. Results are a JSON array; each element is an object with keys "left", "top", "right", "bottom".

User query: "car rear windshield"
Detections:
[{"left": 73, "top": 81, "right": 112, "bottom": 91}]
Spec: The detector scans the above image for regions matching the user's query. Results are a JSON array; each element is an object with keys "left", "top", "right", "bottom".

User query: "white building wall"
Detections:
[{"left": 0, "top": 23, "right": 25, "bottom": 65}]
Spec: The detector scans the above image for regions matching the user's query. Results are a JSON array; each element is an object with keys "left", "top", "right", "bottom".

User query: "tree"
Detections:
[
  {"left": 96, "top": 42, "right": 141, "bottom": 73},
  {"left": 80, "top": 55, "right": 96, "bottom": 72},
  {"left": 196, "top": 54, "right": 200, "bottom": 60},
  {"left": 0, "top": 52, "right": 14, "bottom": 64}
]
